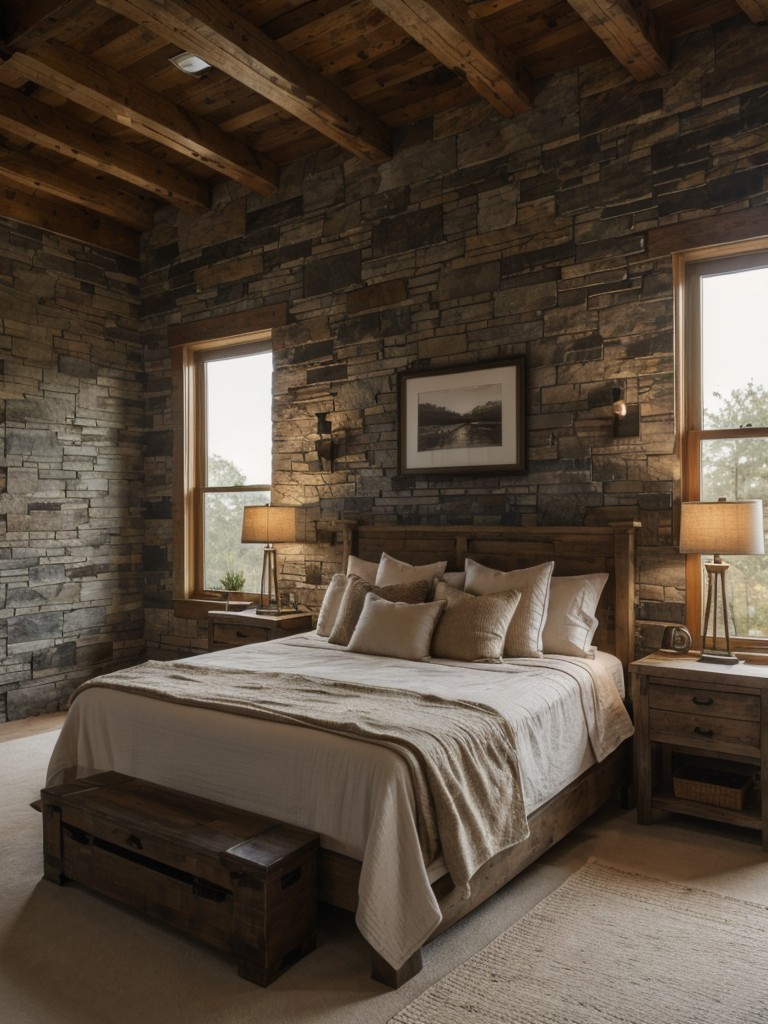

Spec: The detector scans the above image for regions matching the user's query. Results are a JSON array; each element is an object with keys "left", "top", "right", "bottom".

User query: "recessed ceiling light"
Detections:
[{"left": 169, "top": 52, "right": 212, "bottom": 76}]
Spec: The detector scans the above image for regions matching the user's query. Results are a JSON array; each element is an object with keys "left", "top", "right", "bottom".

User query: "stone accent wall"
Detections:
[
  {"left": 140, "top": 20, "right": 768, "bottom": 658},
  {"left": 0, "top": 221, "right": 143, "bottom": 719}
]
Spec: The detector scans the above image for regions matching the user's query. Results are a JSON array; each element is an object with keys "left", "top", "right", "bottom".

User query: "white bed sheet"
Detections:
[{"left": 46, "top": 633, "right": 633, "bottom": 970}]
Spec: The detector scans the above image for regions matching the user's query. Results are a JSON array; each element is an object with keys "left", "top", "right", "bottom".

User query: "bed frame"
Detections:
[{"left": 319, "top": 520, "right": 639, "bottom": 986}]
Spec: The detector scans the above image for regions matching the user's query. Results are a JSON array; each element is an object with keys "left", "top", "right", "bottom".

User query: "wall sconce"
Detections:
[
  {"left": 315, "top": 412, "right": 337, "bottom": 470},
  {"left": 612, "top": 385, "right": 640, "bottom": 437}
]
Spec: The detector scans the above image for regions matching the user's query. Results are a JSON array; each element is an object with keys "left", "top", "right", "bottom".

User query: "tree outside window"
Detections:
[{"left": 684, "top": 254, "right": 768, "bottom": 645}]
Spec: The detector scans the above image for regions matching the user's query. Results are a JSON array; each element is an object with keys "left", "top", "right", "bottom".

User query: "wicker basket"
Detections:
[{"left": 673, "top": 766, "right": 752, "bottom": 810}]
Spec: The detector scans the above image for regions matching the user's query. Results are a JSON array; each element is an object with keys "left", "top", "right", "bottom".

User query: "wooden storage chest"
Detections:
[{"left": 41, "top": 772, "right": 319, "bottom": 985}]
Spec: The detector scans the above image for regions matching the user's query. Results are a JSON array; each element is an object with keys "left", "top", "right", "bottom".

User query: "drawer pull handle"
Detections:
[
  {"left": 192, "top": 878, "right": 228, "bottom": 902},
  {"left": 126, "top": 834, "right": 143, "bottom": 850},
  {"left": 281, "top": 867, "right": 301, "bottom": 890},
  {"left": 236, "top": 631, "right": 248, "bottom": 638},
  {"left": 693, "top": 726, "right": 714, "bottom": 738},
  {"left": 692, "top": 696, "right": 714, "bottom": 706}
]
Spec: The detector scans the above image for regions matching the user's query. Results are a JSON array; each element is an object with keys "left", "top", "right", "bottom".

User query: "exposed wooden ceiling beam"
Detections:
[
  {"left": 92, "top": 0, "right": 393, "bottom": 164},
  {"left": 0, "top": 142, "right": 157, "bottom": 230},
  {"left": 736, "top": 1, "right": 768, "bottom": 22},
  {"left": 369, "top": 0, "right": 532, "bottom": 115},
  {"left": 11, "top": 41, "right": 279, "bottom": 195},
  {"left": 566, "top": 0, "right": 668, "bottom": 80},
  {"left": 0, "top": 183, "right": 140, "bottom": 257},
  {"left": 2, "top": 0, "right": 91, "bottom": 46},
  {"left": 0, "top": 80, "right": 210, "bottom": 214}
]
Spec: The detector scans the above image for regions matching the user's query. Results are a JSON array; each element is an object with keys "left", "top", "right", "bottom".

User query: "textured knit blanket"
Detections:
[{"left": 71, "top": 660, "right": 530, "bottom": 891}]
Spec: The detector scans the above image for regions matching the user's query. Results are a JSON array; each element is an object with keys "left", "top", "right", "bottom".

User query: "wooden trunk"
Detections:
[{"left": 41, "top": 772, "right": 319, "bottom": 986}]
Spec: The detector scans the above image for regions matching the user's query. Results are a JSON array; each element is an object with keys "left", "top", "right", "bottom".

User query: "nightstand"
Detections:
[
  {"left": 207, "top": 609, "right": 312, "bottom": 652},
  {"left": 630, "top": 653, "right": 768, "bottom": 850}
]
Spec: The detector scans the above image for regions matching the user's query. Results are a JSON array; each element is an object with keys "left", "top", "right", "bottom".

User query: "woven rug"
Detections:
[{"left": 389, "top": 859, "right": 768, "bottom": 1024}]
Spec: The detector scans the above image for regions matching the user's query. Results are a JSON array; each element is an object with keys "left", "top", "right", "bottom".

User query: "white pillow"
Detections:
[
  {"left": 375, "top": 551, "right": 448, "bottom": 587},
  {"left": 347, "top": 592, "right": 445, "bottom": 660},
  {"left": 346, "top": 555, "right": 378, "bottom": 583},
  {"left": 464, "top": 558, "right": 554, "bottom": 658},
  {"left": 542, "top": 573, "right": 608, "bottom": 657},
  {"left": 439, "top": 570, "right": 466, "bottom": 590},
  {"left": 431, "top": 583, "right": 520, "bottom": 662},
  {"left": 316, "top": 573, "right": 347, "bottom": 637}
]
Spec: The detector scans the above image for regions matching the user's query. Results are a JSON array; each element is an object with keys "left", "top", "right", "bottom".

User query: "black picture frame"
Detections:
[{"left": 398, "top": 357, "right": 526, "bottom": 475}]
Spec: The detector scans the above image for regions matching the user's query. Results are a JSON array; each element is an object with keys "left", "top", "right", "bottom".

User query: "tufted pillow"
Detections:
[
  {"left": 316, "top": 573, "right": 347, "bottom": 637},
  {"left": 346, "top": 555, "right": 378, "bottom": 584},
  {"left": 464, "top": 558, "right": 554, "bottom": 658},
  {"left": 542, "top": 573, "right": 608, "bottom": 657},
  {"left": 347, "top": 592, "right": 445, "bottom": 660},
  {"left": 375, "top": 551, "right": 448, "bottom": 588},
  {"left": 431, "top": 583, "right": 521, "bottom": 662},
  {"left": 328, "top": 574, "right": 430, "bottom": 646}
]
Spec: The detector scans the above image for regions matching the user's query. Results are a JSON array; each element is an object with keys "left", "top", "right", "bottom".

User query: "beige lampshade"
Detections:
[
  {"left": 679, "top": 499, "right": 765, "bottom": 556},
  {"left": 241, "top": 505, "right": 297, "bottom": 544}
]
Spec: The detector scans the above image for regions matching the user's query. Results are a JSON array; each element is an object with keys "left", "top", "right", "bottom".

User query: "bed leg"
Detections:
[{"left": 370, "top": 948, "right": 423, "bottom": 988}]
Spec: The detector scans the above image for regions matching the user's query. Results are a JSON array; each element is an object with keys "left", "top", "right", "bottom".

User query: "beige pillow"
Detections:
[
  {"left": 328, "top": 575, "right": 430, "bottom": 646},
  {"left": 347, "top": 592, "right": 445, "bottom": 660},
  {"left": 464, "top": 558, "right": 554, "bottom": 658},
  {"left": 346, "top": 555, "right": 378, "bottom": 584},
  {"left": 542, "top": 573, "right": 608, "bottom": 656},
  {"left": 374, "top": 551, "right": 448, "bottom": 587},
  {"left": 431, "top": 583, "right": 521, "bottom": 662},
  {"left": 316, "top": 573, "right": 347, "bottom": 637}
]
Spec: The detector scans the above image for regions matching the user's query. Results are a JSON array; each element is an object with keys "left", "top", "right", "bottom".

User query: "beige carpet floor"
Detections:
[
  {"left": 3, "top": 717, "right": 768, "bottom": 1024},
  {"left": 389, "top": 859, "right": 768, "bottom": 1023}
]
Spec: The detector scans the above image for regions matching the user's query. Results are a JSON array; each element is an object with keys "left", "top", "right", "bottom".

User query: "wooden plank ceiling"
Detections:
[{"left": 0, "top": 0, "right": 764, "bottom": 257}]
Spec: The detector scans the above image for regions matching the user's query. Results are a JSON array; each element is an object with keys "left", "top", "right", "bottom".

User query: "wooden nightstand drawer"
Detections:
[
  {"left": 649, "top": 683, "right": 760, "bottom": 721},
  {"left": 649, "top": 708, "right": 761, "bottom": 754},
  {"left": 207, "top": 611, "right": 312, "bottom": 652},
  {"left": 212, "top": 622, "right": 271, "bottom": 648}
]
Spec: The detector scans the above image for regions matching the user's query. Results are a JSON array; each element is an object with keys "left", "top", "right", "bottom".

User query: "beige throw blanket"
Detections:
[{"left": 71, "top": 661, "right": 530, "bottom": 891}]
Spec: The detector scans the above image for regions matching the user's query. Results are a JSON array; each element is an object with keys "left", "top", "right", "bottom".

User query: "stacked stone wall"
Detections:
[{"left": 0, "top": 222, "right": 143, "bottom": 719}]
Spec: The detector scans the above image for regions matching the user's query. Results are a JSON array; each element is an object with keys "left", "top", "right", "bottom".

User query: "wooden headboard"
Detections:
[{"left": 340, "top": 521, "right": 638, "bottom": 671}]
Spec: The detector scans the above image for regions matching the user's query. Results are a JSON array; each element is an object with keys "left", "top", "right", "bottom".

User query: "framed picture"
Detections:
[{"left": 398, "top": 357, "right": 525, "bottom": 475}]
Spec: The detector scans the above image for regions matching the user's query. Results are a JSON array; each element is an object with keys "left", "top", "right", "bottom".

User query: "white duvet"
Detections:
[{"left": 46, "top": 632, "right": 633, "bottom": 970}]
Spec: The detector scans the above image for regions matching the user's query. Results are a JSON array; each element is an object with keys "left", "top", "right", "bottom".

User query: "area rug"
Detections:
[{"left": 389, "top": 859, "right": 768, "bottom": 1024}]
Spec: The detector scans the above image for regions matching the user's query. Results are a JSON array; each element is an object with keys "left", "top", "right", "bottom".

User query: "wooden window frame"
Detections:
[
  {"left": 678, "top": 245, "right": 768, "bottom": 656},
  {"left": 169, "top": 309, "right": 287, "bottom": 618}
]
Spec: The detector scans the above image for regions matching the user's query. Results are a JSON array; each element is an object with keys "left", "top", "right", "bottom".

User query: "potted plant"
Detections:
[{"left": 219, "top": 568, "right": 246, "bottom": 610}]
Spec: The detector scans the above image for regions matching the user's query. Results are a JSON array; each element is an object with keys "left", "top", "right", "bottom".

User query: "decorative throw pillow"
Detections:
[
  {"left": 430, "top": 583, "right": 521, "bottom": 662},
  {"left": 464, "top": 558, "right": 555, "bottom": 658},
  {"left": 542, "top": 573, "right": 608, "bottom": 657},
  {"left": 346, "top": 555, "right": 378, "bottom": 584},
  {"left": 374, "top": 551, "right": 448, "bottom": 588},
  {"left": 316, "top": 573, "right": 347, "bottom": 637},
  {"left": 328, "top": 575, "right": 430, "bottom": 646},
  {"left": 347, "top": 592, "right": 445, "bottom": 660}
]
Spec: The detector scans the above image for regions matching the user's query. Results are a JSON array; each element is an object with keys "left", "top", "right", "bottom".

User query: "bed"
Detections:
[{"left": 46, "top": 521, "right": 637, "bottom": 986}]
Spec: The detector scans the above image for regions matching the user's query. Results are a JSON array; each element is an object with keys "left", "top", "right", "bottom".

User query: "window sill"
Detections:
[{"left": 173, "top": 597, "right": 260, "bottom": 620}]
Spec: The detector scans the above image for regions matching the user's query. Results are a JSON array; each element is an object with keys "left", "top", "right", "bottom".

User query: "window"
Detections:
[
  {"left": 682, "top": 250, "right": 768, "bottom": 648},
  {"left": 176, "top": 334, "right": 273, "bottom": 601}
]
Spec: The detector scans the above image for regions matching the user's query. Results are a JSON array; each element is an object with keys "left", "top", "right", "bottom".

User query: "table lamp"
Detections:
[
  {"left": 241, "top": 505, "right": 297, "bottom": 614},
  {"left": 679, "top": 498, "right": 764, "bottom": 663}
]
